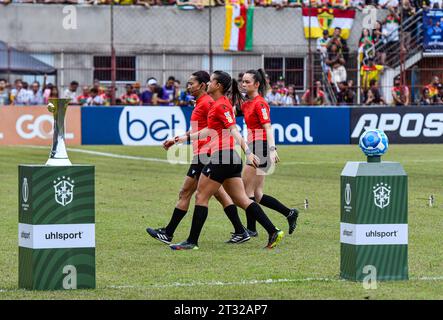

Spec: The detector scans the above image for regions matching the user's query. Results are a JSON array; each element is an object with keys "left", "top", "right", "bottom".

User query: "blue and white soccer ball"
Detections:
[{"left": 359, "top": 129, "right": 389, "bottom": 157}]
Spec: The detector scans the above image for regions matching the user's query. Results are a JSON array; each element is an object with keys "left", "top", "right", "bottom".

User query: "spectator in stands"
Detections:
[
  {"left": 330, "top": 0, "right": 350, "bottom": 9},
  {"left": 178, "top": 84, "right": 194, "bottom": 106},
  {"left": 359, "top": 28, "right": 374, "bottom": 61},
  {"left": 382, "top": 6, "right": 401, "bottom": 59},
  {"left": 43, "top": 82, "right": 53, "bottom": 105},
  {"left": 272, "top": 0, "right": 285, "bottom": 10},
  {"left": 425, "top": 76, "right": 440, "bottom": 100},
  {"left": 63, "top": 81, "right": 79, "bottom": 105},
  {"left": 337, "top": 81, "right": 355, "bottom": 105},
  {"left": 174, "top": 79, "right": 183, "bottom": 105},
  {"left": 85, "top": 88, "right": 104, "bottom": 106},
  {"left": 420, "top": 88, "right": 433, "bottom": 105},
  {"left": 434, "top": 83, "right": 443, "bottom": 104},
  {"left": 102, "top": 86, "right": 115, "bottom": 106},
  {"left": 301, "top": 80, "right": 326, "bottom": 105},
  {"left": 0, "top": 79, "right": 10, "bottom": 106},
  {"left": 317, "top": 30, "right": 330, "bottom": 56},
  {"left": 78, "top": 86, "right": 90, "bottom": 106},
  {"left": 265, "top": 85, "right": 282, "bottom": 106},
  {"left": 49, "top": 86, "right": 60, "bottom": 99},
  {"left": 162, "top": 76, "right": 176, "bottom": 106},
  {"left": 378, "top": 0, "right": 399, "bottom": 8},
  {"left": 29, "top": 81, "right": 44, "bottom": 105},
  {"left": 133, "top": 82, "right": 141, "bottom": 96},
  {"left": 93, "top": 79, "right": 105, "bottom": 96},
  {"left": 280, "top": 85, "right": 300, "bottom": 106},
  {"left": 237, "top": 73, "right": 244, "bottom": 83},
  {"left": 276, "top": 77, "right": 287, "bottom": 95},
  {"left": 13, "top": 80, "right": 29, "bottom": 106},
  {"left": 372, "top": 20, "right": 386, "bottom": 65},
  {"left": 327, "top": 27, "right": 349, "bottom": 59},
  {"left": 365, "top": 79, "right": 386, "bottom": 105},
  {"left": 287, "top": 0, "right": 303, "bottom": 7},
  {"left": 120, "top": 84, "right": 140, "bottom": 105},
  {"left": 326, "top": 43, "right": 347, "bottom": 86},
  {"left": 391, "top": 76, "right": 410, "bottom": 106},
  {"left": 361, "top": 58, "right": 384, "bottom": 93},
  {"left": 350, "top": 0, "right": 365, "bottom": 9},
  {"left": 140, "top": 78, "right": 159, "bottom": 105}
]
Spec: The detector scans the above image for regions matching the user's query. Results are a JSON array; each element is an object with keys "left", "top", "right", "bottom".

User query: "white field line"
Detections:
[
  {"left": 0, "top": 276, "right": 442, "bottom": 293},
  {"left": 22, "top": 145, "right": 188, "bottom": 165},
  {"left": 16, "top": 146, "right": 443, "bottom": 166},
  {"left": 106, "top": 276, "right": 443, "bottom": 290}
]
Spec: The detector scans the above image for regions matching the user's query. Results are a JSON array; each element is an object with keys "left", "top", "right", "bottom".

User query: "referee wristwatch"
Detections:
[{"left": 269, "top": 146, "right": 277, "bottom": 151}]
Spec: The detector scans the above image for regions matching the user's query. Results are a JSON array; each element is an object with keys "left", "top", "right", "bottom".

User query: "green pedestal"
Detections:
[
  {"left": 18, "top": 165, "right": 95, "bottom": 290},
  {"left": 340, "top": 161, "right": 408, "bottom": 281}
]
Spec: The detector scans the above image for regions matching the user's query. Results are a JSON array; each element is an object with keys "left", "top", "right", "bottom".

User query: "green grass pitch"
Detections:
[{"left": 0, "top": 144, "right": 442, "bottom": 299}]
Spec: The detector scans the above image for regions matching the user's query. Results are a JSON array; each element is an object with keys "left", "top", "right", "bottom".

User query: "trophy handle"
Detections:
[{"left": 46, "top": 98, "right": 72, "bottom": 166}]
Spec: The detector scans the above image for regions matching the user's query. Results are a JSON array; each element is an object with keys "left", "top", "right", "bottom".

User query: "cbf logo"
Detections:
[
  {"left": 54, "top": 176, "right": 75, "bottom": 206},
  {"left": 373, "top": 182, "right": 391, "bottom": 209}
]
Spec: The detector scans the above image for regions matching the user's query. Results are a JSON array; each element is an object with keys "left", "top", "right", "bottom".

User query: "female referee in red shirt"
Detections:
[
  {"left": 169, "top": 70, "right": 284, "bottom": 250},
  {"left": 146, "top": 71, "right": 249, "bottom": 245},
  {"left": 240, "top": 69, "right": 299, "bottom": 236}
]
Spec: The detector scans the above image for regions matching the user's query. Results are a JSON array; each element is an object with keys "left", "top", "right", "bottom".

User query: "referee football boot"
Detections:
[
  {"left": 246, "top": 229, "right": 258, "bottom": 237},
  {"left": 169, "top": 240, "right": 199, "bottom": 251},
  {"left": 146, "top": 227, "right": 172, "bottom": 245},
  {"left": 266, "top": 230, "right": 284, "bottom": 249},
  {"left": 287, "top": 208, "right": 299, "bottom": 235},
  {"left": 225, "top": 231, "right": 251, "bottom": 244}
]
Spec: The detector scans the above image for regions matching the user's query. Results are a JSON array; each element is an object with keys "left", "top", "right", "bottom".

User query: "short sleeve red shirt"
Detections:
[
  {"left": 207, "top": 96, "right": 236, "bottom": 152},
  {"left": 241, "top": 95, "right": 271, "bottom": 143},
  {"left": 190, "top": 93, "right": 213, "bottom": 156}
]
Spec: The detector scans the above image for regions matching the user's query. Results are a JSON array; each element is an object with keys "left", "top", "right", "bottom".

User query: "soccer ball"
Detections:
[{"left": 359, "top": 129, "right": 389, "bottom": 157}]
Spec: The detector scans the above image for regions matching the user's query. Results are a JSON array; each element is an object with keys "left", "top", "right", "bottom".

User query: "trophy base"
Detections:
[{"left": 45, "top": 158, "right": 72, "bottom": 166}]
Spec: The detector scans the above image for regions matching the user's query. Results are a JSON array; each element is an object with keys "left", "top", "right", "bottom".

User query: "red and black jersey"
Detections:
[
  {"left": 241, "top": 95, "right": 271, "bottom": 143},
  {"left": 207, "top": 95, "right": 236, "bottom": 152},
  {"left": 190, "top": 93, "right": 213, "bottom": 156}
]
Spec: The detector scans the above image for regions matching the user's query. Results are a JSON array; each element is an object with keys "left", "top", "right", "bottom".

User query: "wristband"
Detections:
[{"left": 187, "top": 135, "right": 191, "bottom": 143}]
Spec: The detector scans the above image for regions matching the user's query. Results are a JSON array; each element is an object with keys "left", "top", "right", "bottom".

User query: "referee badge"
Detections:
[{"left": 224, "top": 111, "right": 234, "bottom": 123}]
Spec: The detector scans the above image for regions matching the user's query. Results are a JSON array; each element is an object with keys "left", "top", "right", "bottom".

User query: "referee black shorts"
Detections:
[
  {"left": 186, "top": 153, "right": 211, "bottom": 179},
  {"left": 202, "top": 150, "right": 243, "bottom": 184},
  {"left": 246, "top": 140, "right": 272, "bottom": 172}
]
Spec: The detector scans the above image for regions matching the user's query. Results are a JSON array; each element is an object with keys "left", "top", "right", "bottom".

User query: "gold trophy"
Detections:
[{"left": 45, "top": 98, "right": 72, "bottom": 166}]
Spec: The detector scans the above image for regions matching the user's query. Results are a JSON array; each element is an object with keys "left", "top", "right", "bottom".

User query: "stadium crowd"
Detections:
[
  {"left": 1, "top": 72, "right": 442, "bottom": 106},
  {"left": 1, "top": 0, "right": 442, "bottom": 9}
]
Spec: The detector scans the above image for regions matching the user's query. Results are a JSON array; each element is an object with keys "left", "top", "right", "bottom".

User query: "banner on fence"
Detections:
[
  {"left": 81, "top": 106, "right": 350, "bottom": 146},
  {"left": 423, "top": 10, "right": 443, "bottom": 53},
  {"left": 0, "top": 106, "right": 81, "bottom": 145},
  {"left": 350, "top": 106, "right": 443, "bottom": 144}
]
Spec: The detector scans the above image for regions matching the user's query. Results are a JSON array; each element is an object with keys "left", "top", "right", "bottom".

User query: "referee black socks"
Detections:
[
  {"left": 246, "top": 202, "right": 276, "bottom": 235},
  {"left": 187, "top": 205, "right": 208, "bottom": 245},
  {"left": 165, "top": 207, "right": 187, "bottom": 236},
  {"left": 246, "top": 197, "right": 257, "bottom": 232},
  {"left": 224, "top": 204, "right": 245, "bottom": 234},
  {"left": 259, "top": 194, "right": 291, "bottom": 217}
]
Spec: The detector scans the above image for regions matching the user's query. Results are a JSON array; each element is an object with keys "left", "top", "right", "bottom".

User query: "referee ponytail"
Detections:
[
  {"left": 245, "top": 68, "right": 269, "bottom": 97},
  {"left": 213, "top": 70, "right": 244, "bottom": 107}
]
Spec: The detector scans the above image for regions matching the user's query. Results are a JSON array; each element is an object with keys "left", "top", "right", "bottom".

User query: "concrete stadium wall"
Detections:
[{"left": 0, "top": 4, "right": 388, "bottom": 54}]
